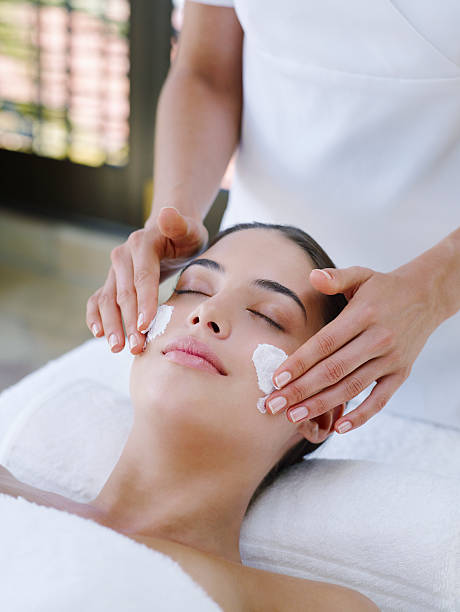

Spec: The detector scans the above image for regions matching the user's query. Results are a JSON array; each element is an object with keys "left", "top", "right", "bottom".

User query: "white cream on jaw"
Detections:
[
  {"left": 141, "top": 304, "right": 174, "bottom": 349},
  {"left": 251, "top": 344, "right": 288, "bottom": 414}
]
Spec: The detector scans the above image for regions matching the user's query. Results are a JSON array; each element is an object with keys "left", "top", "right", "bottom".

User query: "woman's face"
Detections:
[{"left": 130, "top": 228, "right": 326, "bottom": 468}]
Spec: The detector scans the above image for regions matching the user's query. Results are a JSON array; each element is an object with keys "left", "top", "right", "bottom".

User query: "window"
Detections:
[
  {"left": 0, "top": 0, "right": 130, "bottom": 167},
  {"left": 0, "top": 1, "right": 171, "bottom": 230}
]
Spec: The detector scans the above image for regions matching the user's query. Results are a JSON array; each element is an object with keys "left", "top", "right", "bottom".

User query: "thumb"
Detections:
[
  {"left": 309, "top": 266, "right": 374, "bottom": 299},
  {"left": 157, "top": 206, "right": 209, "bottom": 257},
  {"left": 156, "top": 206, "right": 191, "bottom": 239}
]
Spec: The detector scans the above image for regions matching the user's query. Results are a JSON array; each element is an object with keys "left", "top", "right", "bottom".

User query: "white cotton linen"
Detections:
[
  {"left": 193, "top": 0, "right": 460, "bottom": 429},
  {"left": 0, "top": 337, "right": 459, "bottom": 610},
  {"left": 0, "top": 378, "right": 133, "bottom": 501},
  {"left": 0, "top": 494, "right": 222, "bottom": 612}
]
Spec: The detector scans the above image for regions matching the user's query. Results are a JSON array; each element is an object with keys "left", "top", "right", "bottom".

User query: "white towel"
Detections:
[
  {"left": 0, "top": 493, "right": 222, "bottom": 612},
  {"left": 240, "top": 458, "right": 460, "bottom": 612},
  {"left": 0, "top": 378, "right": 133, "bottom": 502},
  {"left": 312, "top": 403, "right": 460, "bottom": 481}
]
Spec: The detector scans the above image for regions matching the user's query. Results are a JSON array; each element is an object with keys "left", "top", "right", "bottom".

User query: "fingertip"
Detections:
[
  {"left": 91, "top": 323, "right": 101, "bottom": 337},
  {"left": 137, "top": 312, "right": 145, "bottom": 332},
  {"left": 311, "top": 268, "right": 333, "bottom": 281},
  {"left": 138, "top": 308, "right": 157, "bottom": 334},
  {"left": 107, "top": 332, "right": 125, "bottom": 353},
  {"left": 160, "top": 206, "right": 180, "bottom": 217},
  {"left": 336, "top": 420, "right": 353, "bottom": 434},
  {"left": 129, "top": 332, "right": 146, "bottom": 354}
]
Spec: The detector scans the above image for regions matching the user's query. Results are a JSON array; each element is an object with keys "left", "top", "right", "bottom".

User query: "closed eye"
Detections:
[{"left": 173, "top": 289, "right": 284, "bottom": 331}]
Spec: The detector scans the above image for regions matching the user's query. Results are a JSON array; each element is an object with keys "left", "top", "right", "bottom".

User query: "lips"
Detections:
[{"left": 162, "top": 335, "right": 227, "bottom": 376}]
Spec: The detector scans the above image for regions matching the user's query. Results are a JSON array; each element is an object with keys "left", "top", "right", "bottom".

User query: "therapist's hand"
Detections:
[
  {"left": 266, "top": 264, "right": 443, "bottom": 435},
  {"left": 86, "top": 206, "right": 208, "bottom": 354}
]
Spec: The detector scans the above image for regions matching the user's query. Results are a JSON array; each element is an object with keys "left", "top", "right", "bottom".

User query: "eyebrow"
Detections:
[{"left": 177, "top": 258, "right": 308, "bottom": 323}]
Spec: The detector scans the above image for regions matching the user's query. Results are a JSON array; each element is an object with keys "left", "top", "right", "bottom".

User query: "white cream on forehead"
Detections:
[
  {"left": 141, "top": 304, "right": 174, "bottom": 347},
  {"left": 252, "top": 343, "right": 288, "bottom": 414}
]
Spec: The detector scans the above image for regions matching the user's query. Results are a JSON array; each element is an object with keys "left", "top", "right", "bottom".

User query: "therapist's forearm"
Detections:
[
  {"left": 399, "top": 226, "right": 460, "bottom": 327},
  {"left": 146, "top": 69, "right": 242, "bottom": 228}
]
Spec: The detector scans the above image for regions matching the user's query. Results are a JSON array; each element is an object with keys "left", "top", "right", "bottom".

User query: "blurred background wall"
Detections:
[{"left": 0, "top": 0, "right": 234, "bottom": 390}]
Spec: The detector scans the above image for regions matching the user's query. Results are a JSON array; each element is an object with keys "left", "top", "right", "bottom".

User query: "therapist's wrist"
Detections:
[
  {"left": 395, "top": 227, "right": 460, "bottom": 329},
  {"left": 424, "top": 228, "right": 460, "bottom": 325}
]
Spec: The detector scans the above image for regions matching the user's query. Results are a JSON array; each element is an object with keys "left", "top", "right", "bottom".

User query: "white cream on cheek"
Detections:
[
  {"left": 251, "top": 343, "right": 288, "bottom": 414},
  {"left": 140, "top": 304, "right": 174, "bottom": 349}
]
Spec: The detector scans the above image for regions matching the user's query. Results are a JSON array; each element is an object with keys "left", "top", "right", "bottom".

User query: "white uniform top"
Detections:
[{"left": 190, "top": 0, "right": 460, "bottom": 429}]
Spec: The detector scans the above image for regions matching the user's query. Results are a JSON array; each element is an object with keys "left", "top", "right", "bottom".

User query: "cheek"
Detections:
[{"left": 129, "top": 358, "right": 143, "bottom": 407}]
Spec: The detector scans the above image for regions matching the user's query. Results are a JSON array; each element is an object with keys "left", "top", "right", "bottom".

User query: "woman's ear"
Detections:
[{"left": 296, "top": 403, "right": 346, "bottom": 443}]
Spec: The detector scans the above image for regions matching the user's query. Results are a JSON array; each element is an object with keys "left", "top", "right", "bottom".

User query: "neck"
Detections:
[{"left": 88, "top": 415, "right": 263, "bottom": 564}]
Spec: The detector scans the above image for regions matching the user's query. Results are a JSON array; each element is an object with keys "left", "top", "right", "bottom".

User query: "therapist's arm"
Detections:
[
  {"left": 146, "top": 1, "right": 244, "bottom": 228},
  {"left": 87, "top": 2, "right": 243, "bottom": 353}
]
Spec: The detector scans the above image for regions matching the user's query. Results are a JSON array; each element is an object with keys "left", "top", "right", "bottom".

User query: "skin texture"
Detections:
[{"left": 87, "top": 228, "right": 344, "bottom": 564}]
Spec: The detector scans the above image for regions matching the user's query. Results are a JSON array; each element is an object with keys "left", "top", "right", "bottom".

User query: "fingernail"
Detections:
[
  {"left": 289, "top": 406, "right": 309, "bottom": 422},
  {"left": 267, "top": 396, "right": 287, "bottom": 414},
  {"left": 91, "top": 323, "right": 99, "bottom": 337},
  {"left": 337, "top": 421, "right": 352, "bottom": 433},
  {"left": 313, "top": 268, "right": 333, "bottom": 280},
  {"left": 109, "top": 333, "right": 118, "bottom": 349},
  {"left": 129, "top": 334, "right": 138, "bottom": 350},
  {"left": 137, "top": 312, "right": 144, "bottom": 330},
  {"left": 274, "top": 371, "right": 291, "bottom": 389}
]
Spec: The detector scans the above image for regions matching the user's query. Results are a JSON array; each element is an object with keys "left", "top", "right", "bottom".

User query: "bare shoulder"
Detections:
[
  {"left": 237, "top": 562, "right": 381, "bottom": 612},
  {"left": 127, "top": 534, "right": 248, "bottom": 610},
  {"left": 138, "top": 537, "right": 380, "bottom": 612}
]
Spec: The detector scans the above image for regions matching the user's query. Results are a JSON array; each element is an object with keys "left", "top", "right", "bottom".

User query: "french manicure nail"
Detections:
[
  {"left": 268, "top": 396, "right": 287, "bottom": 414},
  {"left": 137, "top": 312, "right": 144, "bottom": 330},
  {"left": 337, "top": 421, "right": 352, "bottom": 433},
  {"left": 312, "top": 268, "right": 333, "bottom": 280},
  {"left": 129, "top": 334, "right": 138, "bottom": 350},
  {"left": 289, "top": 406, "right": 309, "bottom": 422},
  {"left": 91, "top": 323, "right": 99, "bottom": 337},
  {"left": 274, "top": 371, "right": 291, "bottom": 389},
  {"left": 109, "top": 333, "right": 118, "bottom": 349}
]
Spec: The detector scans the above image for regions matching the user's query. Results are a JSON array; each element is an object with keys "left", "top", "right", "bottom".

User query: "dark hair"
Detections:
[{"left": 206, "top": 221, "right": 347, "bottom": 514}]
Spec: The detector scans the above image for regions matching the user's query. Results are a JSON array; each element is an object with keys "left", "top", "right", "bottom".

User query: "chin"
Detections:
[{"left": 131, "top": 356, "right": 220, "bottom": 409}]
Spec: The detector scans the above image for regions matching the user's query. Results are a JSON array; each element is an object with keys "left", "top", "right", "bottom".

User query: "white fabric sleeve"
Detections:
[{"left": 187, "top": 0, "right": 234, "bottom": 7}]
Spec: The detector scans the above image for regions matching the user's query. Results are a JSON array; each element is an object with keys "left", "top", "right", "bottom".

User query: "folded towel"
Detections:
[
  {"left": 0, "top": 494, "right": 222, "bottom": 612},
  {"left": 240, "top": 458, "right": 460, "bottom": 612},
  {"left": 0, "top": 378, "right": 133, "bottom": 502},
  {"left": 0, "top": 338, "right": 132, "bottom": 442},
  {"left": 312, "top": 401, "right": 460, "bottom": 481}
]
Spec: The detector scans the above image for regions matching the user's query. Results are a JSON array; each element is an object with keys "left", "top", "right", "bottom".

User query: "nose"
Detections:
[{"left": 188, "top": 301, "right": 230, "bottom": 337}]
